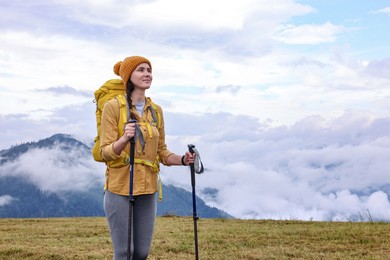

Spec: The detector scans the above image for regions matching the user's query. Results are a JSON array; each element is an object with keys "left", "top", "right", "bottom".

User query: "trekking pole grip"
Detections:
[
  {"left": 188, "top": 144, "right": 195, "bottom": 153},
  {"left": 188, "top": 144, "right": 196, "bottom": 165},
  {"left": 188, "top": 144, "right": 196, "bottom": 184},
  {"left": 128, "top": 119, "right": 137, "bottom": 145}
]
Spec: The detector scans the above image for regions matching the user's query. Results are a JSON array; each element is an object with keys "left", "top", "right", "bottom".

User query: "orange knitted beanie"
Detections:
[{"left": 113, "top": 56, "right": 152, "bottom": 86}]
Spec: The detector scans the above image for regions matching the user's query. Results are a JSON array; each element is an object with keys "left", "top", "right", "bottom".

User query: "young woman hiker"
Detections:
[{"left": 99, "top": 55, "right": 195, "bottom": 259}]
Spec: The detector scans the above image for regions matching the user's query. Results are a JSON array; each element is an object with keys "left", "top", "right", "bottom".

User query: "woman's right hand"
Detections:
[
  {"left": 113, "top": 121, "right": 136, "bottom": 155},
  {"left": 123, "top": 122, "right": 136, "bottom": 141}
]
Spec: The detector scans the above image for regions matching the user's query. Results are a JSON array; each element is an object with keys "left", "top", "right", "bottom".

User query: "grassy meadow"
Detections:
[{"left": 0, "top": 216, "right": 389, "bottom": 259}]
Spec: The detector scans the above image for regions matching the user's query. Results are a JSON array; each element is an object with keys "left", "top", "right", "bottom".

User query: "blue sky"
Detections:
[
  {"left": 293, "top": 0, "right": 390, "bottom": 59},
  {"left": 0, "top": 0, "right": 390, "bottom": 220}
]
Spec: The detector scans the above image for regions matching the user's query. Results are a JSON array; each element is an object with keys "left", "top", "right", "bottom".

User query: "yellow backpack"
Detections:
[{"left": 92, "top": 79, "right": 126, "bottom": 162}]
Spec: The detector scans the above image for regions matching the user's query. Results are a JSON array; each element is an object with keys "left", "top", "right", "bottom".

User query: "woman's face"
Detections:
[{"left": 130, "top": 62, "right": 152, "bottom": 90}]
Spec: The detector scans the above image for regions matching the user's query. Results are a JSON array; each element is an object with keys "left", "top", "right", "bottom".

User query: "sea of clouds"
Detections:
[{"left": 1, "top": 101, "right": 390, "bottom": 221}]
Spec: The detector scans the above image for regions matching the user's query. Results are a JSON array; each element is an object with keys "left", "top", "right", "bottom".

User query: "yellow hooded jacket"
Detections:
[{"left": 100, "top": 97, "right": 173, "bottom": 196}]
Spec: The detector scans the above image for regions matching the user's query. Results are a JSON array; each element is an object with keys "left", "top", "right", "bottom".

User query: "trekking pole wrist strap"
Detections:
[{"left": 187, "top": 144, "right": 204, "bottom": 174}]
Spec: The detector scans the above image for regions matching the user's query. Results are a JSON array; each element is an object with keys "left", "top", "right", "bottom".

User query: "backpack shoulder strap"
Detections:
[
  {"left": 116, "top": 94, "right": 128, "bottom": 137},
  {"left": 147, "top": 98, "right": 161, "bottom": 129}
]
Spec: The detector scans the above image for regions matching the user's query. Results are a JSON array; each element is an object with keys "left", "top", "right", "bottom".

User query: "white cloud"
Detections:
[
  {"left": 0, "top": 30, "right": 117, "bottom": 90},
  {"left": 370, "top": 7, "right": 390, "bottom": 16},
  {"left": 0, "top": 195, "right": 16, "bottom": 206},
  {"left": 0, "top": 145, "right": 105, "bottom": 192},
  {"left": 1, "top": 109, "right": 390, "bottom": 221},
  {"left": 162, "top": 112, "right": 390, "bottom": 221},
  {"left": 364, "top": 57, "right": 390, "bottom": 79},
  {"left": 59, "top": 0, "right": 314, "bottom": 31},
  {"left": 273, "top": 22, "right": 345, "bottom": 44},
  {"left": 133, "top": 0, "right": 247, "bottom": 30},
  {"left": 364, "top": 191, "right": 390, "bottom": 220}
]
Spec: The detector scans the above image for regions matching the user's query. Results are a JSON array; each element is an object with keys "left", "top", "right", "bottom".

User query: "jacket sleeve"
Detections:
[
  {"left": 100, "top": 99, "right": 127, "bottom": 161},
  {"left": 155, "top": 105, "right": 174, "bottom": 165}
]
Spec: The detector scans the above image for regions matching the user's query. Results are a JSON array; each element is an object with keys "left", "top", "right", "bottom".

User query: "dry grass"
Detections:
[
  {"left": 1, "top": 217, "right": 389, "bottom": 259},
  {"left": 0, "top": 218, "right": 110, "bottom": 259}
]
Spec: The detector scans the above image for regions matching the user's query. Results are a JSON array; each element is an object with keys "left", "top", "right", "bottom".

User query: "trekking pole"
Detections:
[
  {"left": 127, "top": 119, "right": 137, "bottom": 260},
  {"left": 188, "top": 144, "right": 204, "bottom": 260}
]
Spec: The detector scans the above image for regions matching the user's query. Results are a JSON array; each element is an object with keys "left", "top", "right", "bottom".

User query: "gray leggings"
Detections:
[{"left": 104, "top": 190, "right": 157, "bottom": 260}]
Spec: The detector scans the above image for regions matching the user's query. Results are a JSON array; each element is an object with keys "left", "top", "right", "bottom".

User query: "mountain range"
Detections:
[{"left": 0, "top": 134, "right": 231, "bottom": 218}]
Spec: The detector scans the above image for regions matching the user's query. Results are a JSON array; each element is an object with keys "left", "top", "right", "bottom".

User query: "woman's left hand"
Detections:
[{"left": 183, "top": 151, "right": 196, "bottom": 165}]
